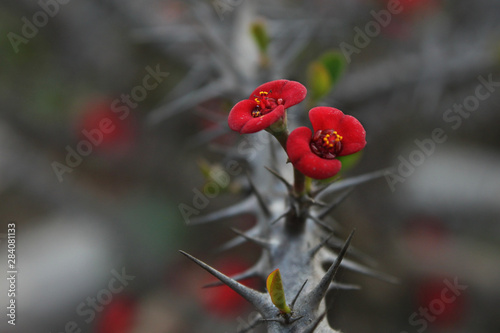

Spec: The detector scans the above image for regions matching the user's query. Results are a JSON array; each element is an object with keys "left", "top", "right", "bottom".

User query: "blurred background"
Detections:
[{"left": 0, "top": 0, "right": 499, "bottom": 332}]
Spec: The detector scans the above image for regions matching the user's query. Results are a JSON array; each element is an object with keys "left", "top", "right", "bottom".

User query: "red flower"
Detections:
[
  {"left": 287, "top": 107, "right": 366, "bottom": 179},
  {"left": 228, "top": 80, "right": 307, "bottom": 134}
]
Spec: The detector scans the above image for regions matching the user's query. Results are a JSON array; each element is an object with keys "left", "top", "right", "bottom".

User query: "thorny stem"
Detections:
[
  {"left": 293, "top": 168, "right": 306, "bottom": 197},
  {"left": 267, "top": 113, "right": 307, "bottom": 198}
]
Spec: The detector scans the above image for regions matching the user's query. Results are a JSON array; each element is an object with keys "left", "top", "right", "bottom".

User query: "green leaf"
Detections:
[
  {"left": 337, "top": 150, "right": 363, "bottom": 172},
  {"left": 319, "top": 51, "right": 347, "bottom": 87},
  {"left": 266, "top": 269, "right": 291, "bottom": 313},
  {"left": 307, "top": 61, "right": 332, "bottom": 101},
  {"left": 250, "top": 20, "right": 270, "bottom": 54}
]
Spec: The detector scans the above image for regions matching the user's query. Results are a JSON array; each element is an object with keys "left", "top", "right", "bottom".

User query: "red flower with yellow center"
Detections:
[
  {"left": 287, "top": 107, "right": 366, "bottom": 179},
  {"left": 228, "top": 80, "right": 307, "bottom": 134}
]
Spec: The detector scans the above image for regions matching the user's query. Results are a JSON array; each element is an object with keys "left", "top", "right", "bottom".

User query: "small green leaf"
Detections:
[
  {"left": 337, "top": 150, "right": 363, "bottom": 172},
  {"left": 266, "top": 269, "right": 291, "bottom": 313},
  {"left": 197, "top": 160, "right": 232, "bottom": 193},
  {"left": 319, "top": 51, "right": 347, "bottom": 87},
  {"left": 250, "top": 20, "right": 270, "bottom": 54},
  {"left": 197, "top": 158, "right": 212, "bottom": 179},
  {"left": 307, "top": 61, "right": 332, "bottom": 101}
]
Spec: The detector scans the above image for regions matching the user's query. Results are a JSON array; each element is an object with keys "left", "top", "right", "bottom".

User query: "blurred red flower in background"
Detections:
[
  {"left": 76, "top": 98, "right": 137, "bottom": 157},
  {"left": 96, "top": 295, "right": 137, "bottom": 333},
  {"left": 415, "top": 276, "right": 468, "bottom": 329}
]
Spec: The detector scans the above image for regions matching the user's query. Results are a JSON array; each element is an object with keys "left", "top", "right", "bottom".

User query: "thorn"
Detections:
[
  {"left": 302, "top": 196, "right": 329, "bottom": 208},
  {"left": 328, "top": 281, "right": 361, "bottom": 291},
  {"left": 259, "top": 318, "right": 283, "bottom": 323},
  {"left": 246, "top": 170, "right": 271, "bottom": 217},
  {"left": 288, "top": 315, "right": 304, "bottom": 324},
  {"left": 340, "top": 257, "right": 399, "bottom": 284},
  {"left": 307, "top": 230, "right": 355, "bottom": 310},
  {"left": 185, "top": 126, "right": 230, "bottom": 149},
  {"left": 307, "top": 214, "right": 334, "bottom": 232},
  {"left": 264, "top": 166, "right": 292, "bottom": 191},
  {"left": 302, "top": 312, "right": 326, "bottom": 333},
  {"left": 316, "top": 168, "right": 391, "bottom": 201},
  {"left": 179, "top": 251, "right": 271, "bottom": 312},
  {"left": 188, "top": 196, "right": 256, "bottom": 225},
  {"left": 309, "top": 233, "right": 334, "bottom": 259},
  {"left": 203, "top": 266, "right": 259, "bottom": 288},
  {"left": 146, "top": 78, "right": 228, "bottom": 126},
  {"left": 290, "top": 279, "right": 308, "bottom": 309},
  {"left": 230, "top": 228, "right": 274, "bottom": 250},
  {"left": 317, "top": 187, "right": 355, "bottom": 219},
  {"left": 326, "top": 237, "right": 378, "bottom": 267},
  {"left": 319, "top": 250, "right": 398, "bottom": 284},
  {"left": 270, "top": 210, "right": 291, "bottom": 225},
  {"left": 215, "top": 225, "right": 260, "bottom": 253}
]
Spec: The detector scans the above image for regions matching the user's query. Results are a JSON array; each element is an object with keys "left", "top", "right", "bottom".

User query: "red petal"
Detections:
[
  {"left": 287, "top": 127, "right": 342, "bottom": 179},
  {"left": 250, "top": 80, "right": 307, "bottom": 109},
  {"left": 241, "top": 105, "right": 285, "bottom": 134},
  {"left": 287, "top": 127, "right": 313, "bottom": 165},
  {"left": 309, "top": 107, "right": 345, "bottom": 132},
  {"left": 295, "top": 153, "right": 342, "bottom": 179},
  {"left": 279, "top": 80, "right": 307, "bottom": 108},
  {"left": 228, "top": 100, "right": 256, "bottom": 132},
  {"left": 228, "top": 100, "right": 285, "bottom": 134},
  {"left": 336, "top": 114, "right": 366, "bottom": 156}
]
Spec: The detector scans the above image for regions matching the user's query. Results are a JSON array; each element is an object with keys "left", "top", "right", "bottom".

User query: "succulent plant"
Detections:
[{"left": 180, "top": 79, "right": 396, "bottom": 332}]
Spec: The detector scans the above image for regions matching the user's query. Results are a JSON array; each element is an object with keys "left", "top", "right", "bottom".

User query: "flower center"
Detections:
[
  {"left": 310, "top": 129, "right": 343, "bottom": 159},
  {"left": 251, "top": 91, "right": 284, "bottom": 117}
]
